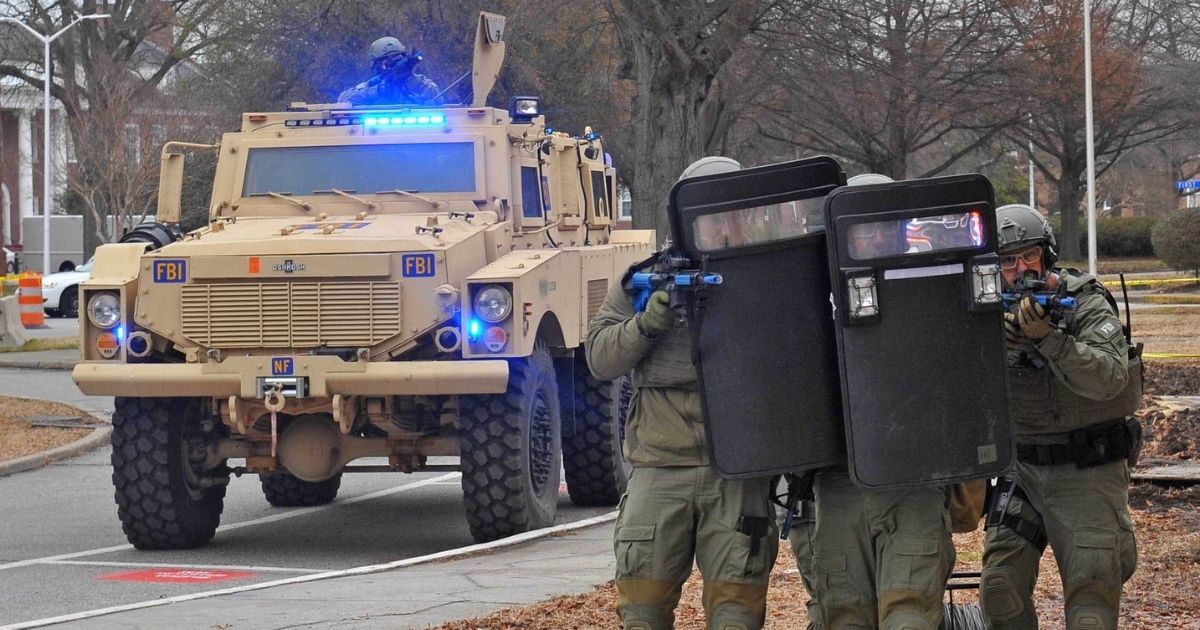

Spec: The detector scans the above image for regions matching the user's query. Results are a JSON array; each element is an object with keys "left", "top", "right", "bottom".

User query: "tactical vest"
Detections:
[
  {"left": 622, "top": 253, "right": 700, "bottom": 391},
  {"left": 1006, "top": 271, "right": 1143, "bottom": 436}
]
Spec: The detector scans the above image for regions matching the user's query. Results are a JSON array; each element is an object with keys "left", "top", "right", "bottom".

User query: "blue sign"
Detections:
[
  {"left": 401, "top": 253, "right": 436, "bottom": 278},
  {"left": 1176, "top": 179, "right": 1200, "bottom": 191},
  {"left": 271, "top": 357, "right": 294, "bottom": 376},
  {"left": 151, "top": 259, "right": 187, "bottom": 283}
]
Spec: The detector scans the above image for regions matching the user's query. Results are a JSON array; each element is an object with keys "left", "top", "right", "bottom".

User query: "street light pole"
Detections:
[
  {"left": 1083, "top": 0, "right": 1098, "bottom": 275},
  {"left": 1028, "top": 113, "right": 1036, "bottom": 209},
  {"left": 0, "top": 14, "right": 108, "bottom": 274}
]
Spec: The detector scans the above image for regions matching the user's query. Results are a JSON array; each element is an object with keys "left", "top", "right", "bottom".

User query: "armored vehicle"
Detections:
[{"left": 72, "top": 13, "right": 651, "bottom": 549}]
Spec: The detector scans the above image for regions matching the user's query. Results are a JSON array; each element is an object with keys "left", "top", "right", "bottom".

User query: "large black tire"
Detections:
[
  {"left": 458, "top": 342, "right": 562, "bottom": 542},
  {"left": 562, "top": 353, "right": 630, "bottom": 506},
  {"left": 59, "top": 288, "right": 78, "bottom": 319},
  {"left": 111, "top": 397, "right": 228, "bottom": 550},
  {"left": 260, "top": 471, "right": 342, "bottom": 507},
  {"left": 940, "top": 603, "right": 984, "bottom": 630}
]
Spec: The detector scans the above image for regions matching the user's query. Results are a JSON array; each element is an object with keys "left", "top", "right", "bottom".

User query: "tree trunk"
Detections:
[
  {"left": 1056, "top": 168, "right": 1084, "bottom": 262},
  {"left": 627, "top": 75, "right": 707, "bottom": 245},
  {"left": 610, "top": 0, "right": 761, "bottom": 247}
]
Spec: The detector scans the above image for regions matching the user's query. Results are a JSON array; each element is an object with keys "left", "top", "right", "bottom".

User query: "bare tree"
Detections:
[
  {"left": 758, "top": 0, "right": 1017, "bottom": 179},
  {"left": 1002, "top": 0, "right": 1191, "bottom": 260},
  {"left": 606, "top": 0, "right": 778, "bottom": 240},
  {"left": 0, "top": 0, "right": 261, "bottom": 252}
]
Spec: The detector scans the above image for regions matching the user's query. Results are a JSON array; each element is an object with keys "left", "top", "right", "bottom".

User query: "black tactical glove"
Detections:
[
  {"left": 1018, "top": 296, "right": 1053, "bottom": 340},
  {"left": 638, "top": 290, "right": 675, "bottom": 335}
]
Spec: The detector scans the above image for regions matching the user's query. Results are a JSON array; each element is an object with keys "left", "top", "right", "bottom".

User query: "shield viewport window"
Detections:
[
  {"left": 692, "top": 196, "right": 826, "bottom": 253},
  {"left": 847, "top": 209, "right": 986, "bottom": 261}
]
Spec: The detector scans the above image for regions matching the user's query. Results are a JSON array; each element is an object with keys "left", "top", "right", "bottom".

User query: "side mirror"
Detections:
[
  {"left": 156, "top": 142, "right": 220, "bottom": 225},
  {"left": 156, "top": 151, "right": 185, "bottom": 224}
]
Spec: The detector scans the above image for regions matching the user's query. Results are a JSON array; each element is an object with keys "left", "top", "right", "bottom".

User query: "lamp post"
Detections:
[
  {"left": 1082, "top": 0, "right": 1097, "bottom": 275},
  {"left": 1028, "top": 113, "right": 1036, "bottom": 209},
  {"left": 0, "top": 13, "right": 108, "bottom": 274}
]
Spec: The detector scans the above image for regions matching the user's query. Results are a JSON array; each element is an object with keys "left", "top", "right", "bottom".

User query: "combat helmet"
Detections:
[
  {"left": 847, "top": 173, "right": 894, "bottom": 186},
  {"left": 369, "top": 36, "right": 407, "bottom": 63},
  {"left": 996, "top": 203, "right": 1057, "bottom": 265},
  {"left": 678, "top": 156, "right": 742, "bottom": 181}
]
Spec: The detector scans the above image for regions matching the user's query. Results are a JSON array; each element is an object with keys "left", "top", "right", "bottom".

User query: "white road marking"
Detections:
[
  {"left": 46, "top": 560, "right": 323, "bottom": 574},
  {"left": 2, "top": 511, "right": 618, "bottom": 630},
  {"left": 0, "top": 472, "right": 459, "bottom": 572}
]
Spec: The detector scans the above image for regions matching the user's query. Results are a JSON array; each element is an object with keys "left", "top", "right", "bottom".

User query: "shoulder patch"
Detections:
[{"left": 1096, "top": 318, "right": 1122, "bottom": 340}]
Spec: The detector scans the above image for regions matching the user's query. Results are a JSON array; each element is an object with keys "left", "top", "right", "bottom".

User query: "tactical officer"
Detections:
[
  {"left": 807, "top": 173, "right": 956, "bottom": 630},
  {"left": 338, "top": 36, "right": 440, "bottom": 106},
  {"left": 586, "top": 156, "right": 779, "bottom": 630},
  {"left": 980, "top": 204, "right": 1139, "bottom": 630}
]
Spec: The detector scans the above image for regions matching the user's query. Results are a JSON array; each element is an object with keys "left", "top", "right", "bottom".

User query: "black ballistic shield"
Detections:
[
  {"left": 669, "top": 156, "right": 847, "bottom": 478},
  {"left": 823, "top": 174, "right": 1012, "bottom": 488}
]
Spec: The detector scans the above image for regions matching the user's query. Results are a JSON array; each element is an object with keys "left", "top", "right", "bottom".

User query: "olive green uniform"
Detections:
[
  {"left": 809, "top": 471, "right": 955, "bottom": 630},
  {"left": 787, "top": 500, "right": 823, "bottom": 629},
  {"left": 587, "top": 281, "right": 779, "bottom": 630},
  {"left": 981, "top": 272, "right": 1138, "bottom": 630}
]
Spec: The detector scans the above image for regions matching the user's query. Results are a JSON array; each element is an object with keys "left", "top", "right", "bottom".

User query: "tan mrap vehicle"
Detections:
[{"left": 72, "top": 12, "right": 652, "bottom": 550}]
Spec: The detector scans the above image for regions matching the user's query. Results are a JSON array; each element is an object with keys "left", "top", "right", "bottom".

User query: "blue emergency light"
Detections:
[{"left": 363, "top": 114, "right": 445, "bottom": 127}]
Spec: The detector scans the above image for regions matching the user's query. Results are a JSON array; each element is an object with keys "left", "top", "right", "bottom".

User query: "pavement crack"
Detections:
[{"left": 257, "top": 601, "right": 469, "bottom": 629}]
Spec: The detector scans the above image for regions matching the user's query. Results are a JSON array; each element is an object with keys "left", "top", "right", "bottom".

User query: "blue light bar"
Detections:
[
  {"left": 283, "top": 114, "right": 449, "bottom": 128},
  {"left": 468, "top": 318, "right": 482, "bottom": 341},
  {"left": 116, "top": 325, "right": 126, "bottom": 343}
]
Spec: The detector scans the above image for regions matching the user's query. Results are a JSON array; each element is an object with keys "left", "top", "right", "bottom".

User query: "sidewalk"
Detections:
[
  {"left": 0, "top": 349, "right": 77, "bottom": 370},
  {"left": 22, "top": 519, "right": 618, "bottom": 630}
]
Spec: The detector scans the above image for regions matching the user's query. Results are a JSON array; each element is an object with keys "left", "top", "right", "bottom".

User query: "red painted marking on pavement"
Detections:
[{"left": 99, "top": 568, "right": 255, "bottom": 584}]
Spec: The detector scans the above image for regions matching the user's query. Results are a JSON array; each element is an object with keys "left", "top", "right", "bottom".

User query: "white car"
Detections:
[
  {"left": 3, "top": 247, "right": 15, "bottom": 274},
  {"left": 38, "top": 257, "right": 93, "bottom": 318}
]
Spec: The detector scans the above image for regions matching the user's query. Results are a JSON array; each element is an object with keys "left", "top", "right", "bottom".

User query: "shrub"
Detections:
[
  {"left": 1046, "top": 216, "right": 1157, "bottom": 257},
  {"left": 1152, "top": 208, "right": 1200, "bottom": 277}
]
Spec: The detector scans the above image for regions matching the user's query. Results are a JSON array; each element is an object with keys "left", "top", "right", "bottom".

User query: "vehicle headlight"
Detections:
[
  {"left": 473, "top": 285, "right": 513, "bottom": 323},
  {"left": 43, "top": 280, "right": 58, "bottom": 289},
  {"left": 87, "top": 292, "right": 121, "bottom": 329}
]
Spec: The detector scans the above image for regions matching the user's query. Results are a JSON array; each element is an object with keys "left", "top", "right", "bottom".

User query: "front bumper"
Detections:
[{"left": 73, "top": 356, "right": 510, "bottom": 398}]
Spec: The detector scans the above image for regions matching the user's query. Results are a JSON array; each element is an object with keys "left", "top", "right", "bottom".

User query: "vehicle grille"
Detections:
[{"left": 181, "top": 282, "right": 402, "bottom": 348}]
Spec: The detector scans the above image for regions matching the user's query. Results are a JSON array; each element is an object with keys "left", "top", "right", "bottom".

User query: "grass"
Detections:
[
  {"left": 1058, "top": 257, "right": 1168, "bottom": 275},
  {"left": 0, "top": 336, "right": 78, "bottom": 354}
]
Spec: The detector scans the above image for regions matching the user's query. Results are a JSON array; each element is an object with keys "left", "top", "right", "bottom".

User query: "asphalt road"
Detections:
[
  {"left": 20, "top": 315, "right": 78, "bottom": 341},
  {"left": 0, "top": 368, "right": 611, "bottom": 627}
]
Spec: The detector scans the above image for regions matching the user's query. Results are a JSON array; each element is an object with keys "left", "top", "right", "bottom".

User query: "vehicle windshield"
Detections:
[
  {"left": 75, "top": 258, "right": 94, "bottom": 273},
  {"left": 241, "top": 142, "right": 476, "bottom": 197}
]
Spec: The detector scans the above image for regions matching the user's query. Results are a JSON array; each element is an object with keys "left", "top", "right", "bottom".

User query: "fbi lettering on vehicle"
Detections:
[
  {"left": 402, "top": 253, "right": 436, "bottom": 278},
  {"left": 271, "top": 357, "right": 294, "bottom": 376},
  {"left": 152, "top": 260, "right": 187, "bottom": 283}
]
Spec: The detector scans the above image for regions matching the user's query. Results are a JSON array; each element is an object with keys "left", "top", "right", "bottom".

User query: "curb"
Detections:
[
  {"left": 0, "top": 360, "right": 75, "bottom": 370},
  {"left": 0, "top": 425, "right": 111, "bottom": 477}
]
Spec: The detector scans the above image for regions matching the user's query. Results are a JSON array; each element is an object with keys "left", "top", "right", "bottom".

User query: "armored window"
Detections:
[
  {"left": 241, "top": 142, "right": 476, "bottom": 197},
  {"left": 590, "top": 170, "right": 608, "bottom": 219},
  {"left": 520, "top": 166, "right": 543, "bottom": 219},
  {"left": 690, "top": 195, "right": 825, "bottom": 253},
  {"left": 844, "top": 208, "right": 987, "bottom": 261}
]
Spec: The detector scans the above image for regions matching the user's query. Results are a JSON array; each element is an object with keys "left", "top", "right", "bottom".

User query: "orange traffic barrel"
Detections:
[{"left": 17, "top": 273, "right": 46, "bottom": 329}]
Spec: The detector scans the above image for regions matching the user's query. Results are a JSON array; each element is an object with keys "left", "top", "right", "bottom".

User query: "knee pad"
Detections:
[
  {"left": 1067, "top": 604, "right": 1115, "bottom": 630},
  {"left": 619, "top": 603, "right": 674, "bottom": 630},
  {"left": 980, "top": 565, "right": 1025, "bottom": 621},
  {"left": 707, "top": 604, "right": 759, "bottom": 630},
  {"left": 882, "top": 611, "right": 934, "bottom": 630}
]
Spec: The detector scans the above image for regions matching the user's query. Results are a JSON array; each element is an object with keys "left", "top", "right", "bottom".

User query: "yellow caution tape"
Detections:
[
  {"left": 1119, "top": 277, "right": 1198, "bottom": 288},
  {"left": 1143, "top": 353, "right": 1200, "bottom": 359}
]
